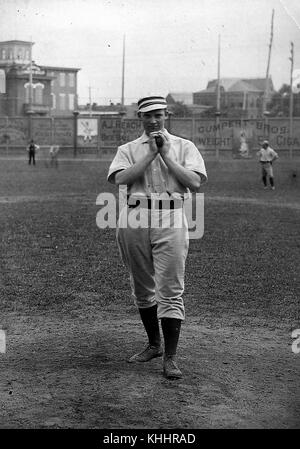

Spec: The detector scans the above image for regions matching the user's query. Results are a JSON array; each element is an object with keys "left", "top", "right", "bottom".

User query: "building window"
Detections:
[
  {"left": 48, "top": 71, "right": 55, "bottom": 88},
  {"left": 25, "top": 50, "right": 30, "bottom": 60},
  {"left": 68, "top": 94, "right": 75, "bottom": 110},
  {"left": 51, "top": 93, "right": 56, "bottom": 109},
  {"left": 24, "top": 83, "right": 30, "bottom": 103},
  {"left": 2, "top": 49, "right": 6, "bottom": 59},
  {"left": 9, "top": 50, "right": 13, "bottom": 60},
  {"left": 17, "top": 49, "right": 23, "bottom": 60},
  {"left": 59, "top": 72, "right": 65, "bottom": 87},
  {"left": 35, "top": 83, "right": 44, "bottom": 104},
  {"left": 0, "top": 69, "right": 5, "bottom": 94},
  {"left": 59, "top": 93, "right": 66, "bottom": 110},
  {"left": 68, "top": 73, "right": 75, "bottom": 87}
]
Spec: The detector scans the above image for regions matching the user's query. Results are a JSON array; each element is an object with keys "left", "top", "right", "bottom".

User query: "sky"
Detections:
[{"left": 1, "top": 0, "right": 300, "bottom": 105}]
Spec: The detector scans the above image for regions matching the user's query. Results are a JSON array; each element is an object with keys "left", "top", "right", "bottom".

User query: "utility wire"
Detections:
[{"left": 279, "top": 0, "right": 300, "bottom": 30}]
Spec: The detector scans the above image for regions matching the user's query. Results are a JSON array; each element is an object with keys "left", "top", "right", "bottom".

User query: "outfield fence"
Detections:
[{"left": 0, "top": 115, "right": 300, "bottom": 159}]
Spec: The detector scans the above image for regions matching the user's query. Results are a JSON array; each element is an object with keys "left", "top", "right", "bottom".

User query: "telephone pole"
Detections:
[
  {"left": 28, "top": 37, "right": 34, "bottom": 140},
  {"left": 289, "top": 41, "right": 294, "bottom": 159},
  {"left": 216, "top": 34, "right": 221, "bottom": 113},
  {"left": 215, "top": 34, "right": 221, "bottom": 159},
  {"left": 121, "top": 34, "right": 126, "bottom": 109},
  {"left": 29, "top": 39, "right": 33, "bottom": 111},
  {"left": 88, "top": 85, "right": 92, "bottom": 116},
  {"left": 262, "top": 9, "right": 274, "bottom": 117}
]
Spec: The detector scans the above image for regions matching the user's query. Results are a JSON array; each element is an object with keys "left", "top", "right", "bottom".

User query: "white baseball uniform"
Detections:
[
  {"left": 257, "top": 146, "right": 278, "bottom": 177},
  {"left": 108, "top": 130, "right": 207, "bottom": 321}
]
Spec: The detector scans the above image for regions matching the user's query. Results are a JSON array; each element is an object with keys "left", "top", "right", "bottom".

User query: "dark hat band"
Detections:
[{"left": 138, "top": 96, "right": 167, "bottom": 113}]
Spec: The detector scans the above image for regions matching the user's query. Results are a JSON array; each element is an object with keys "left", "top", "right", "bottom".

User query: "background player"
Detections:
[
  {"left": 26, "top": 139, "right": 39, "bottom": 166},
  {"left": 257, "top": 140, "right": 279, "bottom": 190},
  {"left": 49, "top": 145, "right": 60, "bottom": 168}
]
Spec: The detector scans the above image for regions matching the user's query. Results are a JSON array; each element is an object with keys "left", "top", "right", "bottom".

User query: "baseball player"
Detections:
[
  {"left": 107, "top": 96, "right": 207, "bottom": 379},
  {"left": 26, "top": 139, "right": 39, "bottom": 165},
  {"left": 49, "top": 145, "right": 60, "bottom": 168},
  {"left": 257, "top": 140, "right": 279, "bottom": 190}
]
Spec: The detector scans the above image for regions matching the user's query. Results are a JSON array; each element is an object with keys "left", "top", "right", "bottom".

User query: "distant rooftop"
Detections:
[
  {"left": 42, "top": 65, "right": 81, "bottom": 72},
  {"left": 195, "top": 77, "right": 274, "bottom": 94},
  {"left": 167, "top": 92, "right": 194, "bottom": 105},
  {"left": 0, "top": 40, "right": 34, "bottom": 45}
]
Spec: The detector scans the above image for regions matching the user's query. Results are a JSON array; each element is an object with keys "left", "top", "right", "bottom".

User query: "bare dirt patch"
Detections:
[
  {"left": 1, "top": 312, "right": 299, "bottom": 429},
  {"left": 0, "top": 159, "right": 299, "bottom": 429}
]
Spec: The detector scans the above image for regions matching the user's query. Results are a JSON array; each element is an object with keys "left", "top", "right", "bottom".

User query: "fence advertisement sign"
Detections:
[
  {"left": 0, "top": 115, "right": 299, "bottom": 157},
  {"left": 77, "top": 118, "right": 98, "bottom": 147},
  {"left": 99, "top": 118, "right": 143, "bottom": 147}
]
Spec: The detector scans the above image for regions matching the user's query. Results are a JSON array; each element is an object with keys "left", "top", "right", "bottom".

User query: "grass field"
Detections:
[{"left": 0, "top": 156, "right": 299, "bottom": 429}]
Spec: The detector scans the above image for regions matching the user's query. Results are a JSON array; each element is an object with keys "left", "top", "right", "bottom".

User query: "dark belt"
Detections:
[
  {"left": 127, "top": 197, "right": 183, "bottom": 210},
  {"left": 260, "top": 161, "right": 272, "bottom": 164}
]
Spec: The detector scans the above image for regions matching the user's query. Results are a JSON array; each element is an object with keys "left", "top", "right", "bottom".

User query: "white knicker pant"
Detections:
[
  {"left": 261, "top": 162, "right": 274, "bottom": 177},
  {"left": 116, "top": 206, "right": 189, "bottom": 321}
]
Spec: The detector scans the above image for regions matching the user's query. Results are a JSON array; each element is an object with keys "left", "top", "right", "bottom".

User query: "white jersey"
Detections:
[{"left": 257, "top": 146, "right": 278, "bottom": 162}]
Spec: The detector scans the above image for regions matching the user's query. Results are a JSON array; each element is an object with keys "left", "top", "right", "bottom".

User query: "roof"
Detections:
[
  {"left": 195, "top": 77, "right": 274, "bottom": 94},
  {"left": 195, "top": 86, "right": 216, "bottom": 94},
  {"left": 42, "top": 65, "right": 81, "bottom": 72},
  {"left": 166, "top": 92, "right": 193, "bottom": 105},
  {"left": 228, "top": 80, "right": 261, "bottom": 92},
  {"left": 77, "top": 111, "right": 120, "bottom": 116},
  {"left": 243, "top": 78, "right": 273, "bottom": 91},
  {"left": 0, "top": 40, "right": 34, "bottom": 45}
]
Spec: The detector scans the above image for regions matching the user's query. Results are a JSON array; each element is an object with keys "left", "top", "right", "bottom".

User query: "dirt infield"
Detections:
[
  {"left": 0, "top": 159, "right": 299, "bottom": 429},
  {"left": 1, "top": 312, "right": 298, "bottom": 429}
]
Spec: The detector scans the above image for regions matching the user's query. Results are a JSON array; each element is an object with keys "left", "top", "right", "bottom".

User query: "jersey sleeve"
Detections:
[
  {"left": 271, "top": 148, "right": 279, "bottom": 158},
  {"left": 183, "top": 141, "right": 208, "bottom": 183},
  {"left": 107, "top": 145, "right": 132, "bottom": 184}
]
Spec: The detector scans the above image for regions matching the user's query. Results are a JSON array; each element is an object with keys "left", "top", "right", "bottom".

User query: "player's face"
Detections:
[{"left": 139, "top": 109, "right": 167, "bottom": 135}]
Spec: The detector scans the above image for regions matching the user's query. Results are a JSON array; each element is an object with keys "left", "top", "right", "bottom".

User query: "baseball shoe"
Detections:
[
  {"left": 163, "top": 355, "right": 182, "bottom": 379},
  {"left": 271, "top": 186, "right": 275, "bottom": 190},
  {"left": 127, "top": 344, "right": 163, "bottom": 363}
]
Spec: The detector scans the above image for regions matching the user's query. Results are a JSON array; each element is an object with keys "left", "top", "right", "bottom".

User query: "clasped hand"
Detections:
[{"left": 149, "top": 131, "right": 170, "bottom": 157}]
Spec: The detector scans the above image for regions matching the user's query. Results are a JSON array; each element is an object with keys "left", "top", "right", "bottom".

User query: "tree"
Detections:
[
  {"left": 170, "top": 102, "right": 191, "bottom": 117},
  {"left": 268, "top": 83, "right": 300, "bottom": 117}
]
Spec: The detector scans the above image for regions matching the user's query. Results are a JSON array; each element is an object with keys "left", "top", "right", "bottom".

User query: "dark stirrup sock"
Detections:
[
  {"left": 161, "top": 318, "right": 182, "bottom": 356},
  {"left": 139, "top": 305, "right": 161, "bottom": 347}
]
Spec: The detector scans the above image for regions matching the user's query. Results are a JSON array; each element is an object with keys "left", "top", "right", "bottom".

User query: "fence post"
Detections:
[
  {"left": 263, "top": 111, "right": 270, "bottom": 141},
  {"left": 28, "top": 111, "right": 35, "bottom": 142},
  {"left": 215, "top": 111, "right": 220, "bottom": 159},
  {"left": 97, "top": 116, "right": 101, "bottom": 157},
  {"left": 73, "top": 111, "right": 79, "bottom": 157},
  {"left": 168, "top": 111, "right": 173, "bottom": 134},
  {"left": 289, "top": 117, "right": 293, "bottom": 159},
  {"left": 5, "top": 116, "right": 8, "bottom": 157},
  {"left": 192, "top": 116, "right": 195, "bottom": 144},
  {"left": 119, "top": 110, "right": 126, "bottom": 147},
  {"left": 51, "top": 116, "right": 54, "bottom": 145}
]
